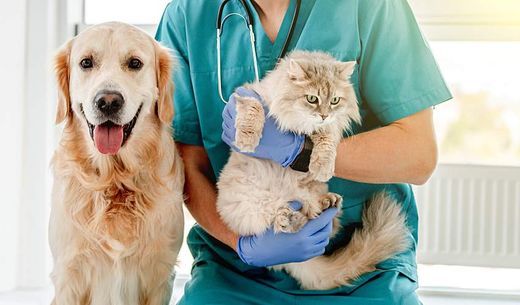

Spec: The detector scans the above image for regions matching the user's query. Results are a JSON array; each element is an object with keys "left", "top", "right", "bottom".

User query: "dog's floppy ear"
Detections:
[
  {"left": 155, "top": 44, "right": 174, "bottom": 124},
  {"left": 54, "top": 41, "right": 72, "bottom": 124}
]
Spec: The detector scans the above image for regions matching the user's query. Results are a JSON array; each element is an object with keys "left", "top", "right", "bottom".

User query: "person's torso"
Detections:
[{"left": 174, "top": 0, "right": 420, "bottom": 286}]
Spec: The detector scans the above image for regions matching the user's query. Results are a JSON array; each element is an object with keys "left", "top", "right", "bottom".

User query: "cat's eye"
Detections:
[
  {"left": 306, "top": 95, "right": 319, "bottom": 104},
  {"left": 331, "top": 97, "right": 341, "bottom": 105}
]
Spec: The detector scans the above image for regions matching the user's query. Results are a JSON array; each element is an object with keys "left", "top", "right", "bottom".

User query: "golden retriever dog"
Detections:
[{"left": 49, "top": 22, "right": 184, "bottom": 305}]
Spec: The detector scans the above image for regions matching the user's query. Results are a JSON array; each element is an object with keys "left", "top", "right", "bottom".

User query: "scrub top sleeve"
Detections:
[
  {"left": 357, "top": 0, "right": 452, "bottom": 125},
  {"left": 155, "top": 2, "right": 203, "bottom": 146}
]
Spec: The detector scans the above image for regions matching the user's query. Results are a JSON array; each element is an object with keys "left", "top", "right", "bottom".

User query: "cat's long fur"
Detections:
[{"left": 217, "top": 51, "right": 409, "bottom": 290}]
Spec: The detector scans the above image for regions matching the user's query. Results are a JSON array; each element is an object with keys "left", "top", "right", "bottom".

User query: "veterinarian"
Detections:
[{"left": 156, "top": 0, "right": 451, "bottom": 304}]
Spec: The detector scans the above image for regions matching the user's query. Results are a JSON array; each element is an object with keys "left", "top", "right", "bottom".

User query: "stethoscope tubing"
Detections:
[{"left": 216, "top": 0, "right": 300, "bottom": 103}]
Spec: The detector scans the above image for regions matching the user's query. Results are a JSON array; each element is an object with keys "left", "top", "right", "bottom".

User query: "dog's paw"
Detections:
[{"left": 273, "top": 206, "right": 307, "bottom": 233}]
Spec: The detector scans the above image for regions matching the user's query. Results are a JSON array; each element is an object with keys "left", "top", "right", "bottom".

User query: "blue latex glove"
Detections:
[
  {"left": 236, "top": 203, "right": 338, "bottom": 267},
  {"left": 222, "top": 87, "right": 304, "bottom": 167}
]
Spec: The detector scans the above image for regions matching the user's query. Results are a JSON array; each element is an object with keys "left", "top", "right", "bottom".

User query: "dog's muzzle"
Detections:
[{"left": 81, "top": 91, "right": 142, "bottom": 155}]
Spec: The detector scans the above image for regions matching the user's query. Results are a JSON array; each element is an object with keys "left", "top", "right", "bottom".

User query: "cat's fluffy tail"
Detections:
[{"left": 281, "top": 192, "right": 410, "bottom": 290}]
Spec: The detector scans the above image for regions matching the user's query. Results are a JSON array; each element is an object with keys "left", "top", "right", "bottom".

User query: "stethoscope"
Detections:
[{"left": 216, "top": 0, "right": 301, "bottom": 103}]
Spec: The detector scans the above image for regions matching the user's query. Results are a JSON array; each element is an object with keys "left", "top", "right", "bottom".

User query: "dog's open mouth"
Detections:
[{"left": 85, "top": 104, "right": 142, "bottom": 155}]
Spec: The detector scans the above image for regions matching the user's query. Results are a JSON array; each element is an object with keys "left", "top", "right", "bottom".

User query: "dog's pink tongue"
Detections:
[{"left": 93, "top": 124, "right": 124, "bottom": 155}]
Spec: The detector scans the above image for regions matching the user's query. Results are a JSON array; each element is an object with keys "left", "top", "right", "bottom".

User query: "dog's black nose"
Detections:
[{"left": 95, "top": 91, "right": 124, "bottom": 115}]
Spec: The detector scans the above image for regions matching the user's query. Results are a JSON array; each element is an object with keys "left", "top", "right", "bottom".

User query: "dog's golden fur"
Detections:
[{"left": 49, "top": 23, "right": 184, "bottom": 305}]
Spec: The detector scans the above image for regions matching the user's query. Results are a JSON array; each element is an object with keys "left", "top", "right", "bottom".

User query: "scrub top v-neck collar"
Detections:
[
  {"left": 244, "top": 0, "right": 295, "bottom": 64},
  {"left": 243, "top": 0, "right": 315, "bottom": 73}
]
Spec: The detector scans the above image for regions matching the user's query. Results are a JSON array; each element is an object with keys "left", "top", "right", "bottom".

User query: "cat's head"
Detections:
[{"left": 267, "top": 51, "right": 361, "bottom": 135}]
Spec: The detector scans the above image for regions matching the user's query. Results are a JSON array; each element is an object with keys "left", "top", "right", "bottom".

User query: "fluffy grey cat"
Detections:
[{"left": 217, "top": 51, "right": 409, "bottom": 290}]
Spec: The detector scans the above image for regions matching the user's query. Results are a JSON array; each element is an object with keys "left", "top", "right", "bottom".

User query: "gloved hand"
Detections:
[
  {"left": 236, "top": 203, "right": 338, "bottom": 267},
  {"left": 222, "top": 87, "right": 304, "bottom": 167}
]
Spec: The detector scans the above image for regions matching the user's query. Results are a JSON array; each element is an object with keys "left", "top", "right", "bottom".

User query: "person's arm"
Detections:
[
  {"left": 338, "top": 0, "right": 450, "bottom": 185},
  {"left": 335, "top": 108, "right": 437, "bottom": 185},
  {"left": 178, "top": 143, "right": 239, "bottom": 249}
]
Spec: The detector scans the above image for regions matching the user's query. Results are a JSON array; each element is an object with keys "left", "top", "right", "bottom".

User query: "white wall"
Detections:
[
  {"left": 18, "top": 0, "right": 58, "bottom": 289},
  {"left": 0, "top": 0, "right": 27, "bottom": 292},
  {"left": 0, "top": 0, "right": 71, "bottom": 292}
]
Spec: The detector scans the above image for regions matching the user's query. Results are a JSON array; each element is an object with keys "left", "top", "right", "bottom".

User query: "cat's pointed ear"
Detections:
[
  {"left": 338, "top": 61, "right": 357, "bottom": 80},
  {"left": 288, "top": 59, "right": 307, "bottom": 80}
]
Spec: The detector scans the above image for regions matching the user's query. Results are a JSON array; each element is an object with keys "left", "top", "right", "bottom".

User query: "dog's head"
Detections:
[{"left": 54, "top": 22, "right": 174, "bottom": 155}]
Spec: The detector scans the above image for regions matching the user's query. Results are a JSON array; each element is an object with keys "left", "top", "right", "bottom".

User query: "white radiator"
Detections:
[{"left": 414, "top": 164, "right": 520, "bottom": 268}]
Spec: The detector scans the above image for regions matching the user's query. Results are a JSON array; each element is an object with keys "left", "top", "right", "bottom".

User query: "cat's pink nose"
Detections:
[{"left": 320, "top": 114, "right": 328, "bottom": 120}]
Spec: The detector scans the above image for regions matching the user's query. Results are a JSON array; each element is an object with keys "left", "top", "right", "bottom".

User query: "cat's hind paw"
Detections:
[
  {"left": 320, "top": 192, "right": 343, "bottom": 210},
  {"left": 273, "top": 206, "right": 307, "bottom": 233}
]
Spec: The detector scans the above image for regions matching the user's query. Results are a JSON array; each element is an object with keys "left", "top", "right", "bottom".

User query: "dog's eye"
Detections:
[
  {"left": 128, "top": 58, "right": 143, "bottom": 70},
  {"left": 80, "top": 58, "right": 93, "bottom": 69}
]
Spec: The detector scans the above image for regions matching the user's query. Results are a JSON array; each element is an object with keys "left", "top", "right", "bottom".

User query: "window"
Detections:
[
  {"left": 431, "top": 41, "right": 520, "bottom": 166},
  {"left": 84, "top": 0, "right": 170, "bottom": 24},
  {"left": 408, "top": 0, "right": 520, "bottom": 295}
]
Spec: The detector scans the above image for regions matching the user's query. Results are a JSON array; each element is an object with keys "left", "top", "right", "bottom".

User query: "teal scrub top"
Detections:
[{"left": 156, "top": 0, "right": 452, "bottom": 303}]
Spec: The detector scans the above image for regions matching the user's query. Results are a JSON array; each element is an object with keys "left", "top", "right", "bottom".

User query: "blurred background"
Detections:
[{"left": 0, "top": 0, "right": 519, "bottom": 304}]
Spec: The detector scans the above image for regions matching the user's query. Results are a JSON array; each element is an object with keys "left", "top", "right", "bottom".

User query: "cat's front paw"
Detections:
[
  {"left": 306, "top": 155, "right": 335, "bottom": 182},
  {"left": 273, "top": 206, "right": 307, "bottom": 233},
  {"left": 305, "top": 132, "right": 338, "bottom": 182},
  {"left": 234, "top": 95, "right": 265, "bottom": 153},
  {"left": 235, "top": 130, "right": 261, "bottom": 153},
  {"left": 309, "top": 165, "right": 334, "bottom": 183}
]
